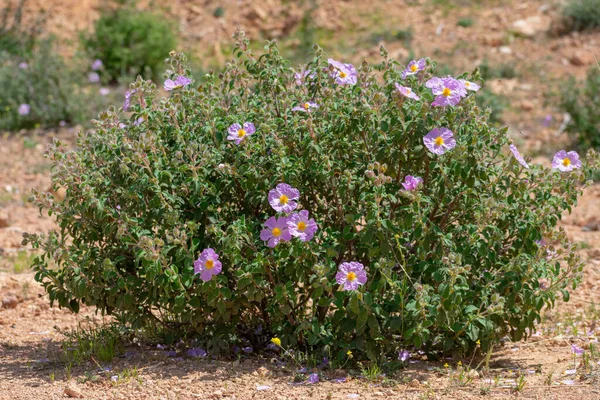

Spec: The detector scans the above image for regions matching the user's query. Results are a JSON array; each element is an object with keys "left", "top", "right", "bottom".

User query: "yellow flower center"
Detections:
[
  {"left": 279, "top": 195, "right": 289, "bottom": 205},
  {"left": 465, "top": 82, "right": 470, "bottom": 87},
  {"left": 442, "top": 88, "right": 452, "bottom": 97},
  {"left": 297, "top": 221, "right": 307, "bottom": 232},
  {"left": 339, "top": 71, "right": 348, "bottom": 78},
  {"left": 303, "top": 102, "right": 310, "bottom": 109},
  {"left": 272, "top": 227, "right": 282, "bottom": 237},
  {"left": 410, "top": 64, "right": 418, "bottom": 72},
  {"left": 205, "top": 259, "right": 214, "bottom": 270},
  {"left": 346, "top": 272, "right": 357, "bottom": 282},
  {"left": 406, "top": 88, "right": 411, "bottom": 94},
  {"left": 562, "top": 158, "right": 571, "bottom": 167},
  {"left": 237, "top": 129, "right": 246, "bottom": 138},
  {"left": 435, "top": 137, "right": 444, "bottom": 146}
]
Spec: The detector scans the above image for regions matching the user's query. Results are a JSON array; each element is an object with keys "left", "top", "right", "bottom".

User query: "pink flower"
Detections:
[
  {"left": 292, "top": 101, "right": 319, "bottom": 113},
  {"left": 402, "top": 175, "right": 423, "bottom": 191},
  {"left": 268, "top": 183, "right": 300, "bottom": 213},
  {"left": 164, "top": 75, "right": 192, "bottom": 91},
  {"left": 335, "top": 262, "right": 367, "bottom": 291},
  {"left": 287, "top": 210, "right": 318, "bottom": 242},
  {"left": 402, "top": 59, "right": 426, "bottom": 78},
  {"left": 395, "top": 83, "right": 420, "bottom": 100},
  {"left": 459, "top": 79, "right": 480, "bottom": 92},
  {"left": 260, "top": 216, "right": 292, "bottom": 248},
  {"left": 227, "top": 122, "right": 256, "bottom": 144},
  {"left": 552, "top": 150, "right": 581, "bottom": 172},
  {"left": 328, "top": 59, "right": 357, "bottom": 85},
  {"left": 427, "top": 77, "right": 467, "bottom": 107},
  {"left": 194, "top": 248, "right": 222, "bottom": 282},
  {"left": 509, "top": 144, "right": 529, "bottom": 169},
  {"left": 423, "top": 128, "right": 456, "bottom": 155}
]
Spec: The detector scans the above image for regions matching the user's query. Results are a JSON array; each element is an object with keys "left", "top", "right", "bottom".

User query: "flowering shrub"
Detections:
[
  {"left": 81, "top": 4, "right": 177, "bottom": 82},
  {"left": 26, "top": 33, "right": 599, "bottom": 360}
]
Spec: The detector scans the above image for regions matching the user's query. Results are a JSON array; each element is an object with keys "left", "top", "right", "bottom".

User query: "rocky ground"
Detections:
[{"left": 1, "top": 0, "right": 600, "bottom": 398}]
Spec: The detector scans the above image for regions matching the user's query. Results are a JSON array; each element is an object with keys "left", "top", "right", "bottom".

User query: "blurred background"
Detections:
[{"left": 0, "top": 0, "right": 598, "bottom": 252}]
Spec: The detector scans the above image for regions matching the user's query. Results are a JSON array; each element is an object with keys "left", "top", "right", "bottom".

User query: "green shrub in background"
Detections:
[
  {"left": 0, "top": 0, "right": 42, "bottom": 57},
  {"left": 81, "top": 3, "right": 177, "bottom": 82},
  {"left": 560, "top": 67, "right": 600, "bottom": 150},
  {"left": 562, "top": 0, "right": 600, "bottom": 32},
  {"left": 26, "top": 33, "right": 598, "bottom": 362}
]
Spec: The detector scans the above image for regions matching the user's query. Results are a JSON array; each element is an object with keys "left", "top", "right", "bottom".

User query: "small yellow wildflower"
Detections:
[
  {"left": 476, "top": 340, "right": 481, "bottom": 347},
  {"left": 457, "top": 361, "right": 462, "bottom": 367},
  {"left": 444, "top": 363, "right": 449, "bottom": 368},
  {"left": 271, "top": 337, "right": 281, "bottom": 347},
  {"left": 347, "top": 350, "right": 353, "bottom": 359}
]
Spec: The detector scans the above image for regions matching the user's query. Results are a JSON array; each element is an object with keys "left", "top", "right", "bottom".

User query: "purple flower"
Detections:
[
  {"left": 398, "top": 350, "right": 410, "bottom": 362},
  {"left": 268, "top": 183, "right": 300, "bottom": 213},
  {"left": 423, "top": 127, "right": 456, "bottom": 155},
  {"left": 459, "top": 79, "right": 480, "bottom": 92},
  {"left": 552, "top": 150, "right": 581, "bottom": 172},
  {"left": 402, "top": 175, "right": 423, "bottom": 191},
  {"left": 18, "top": 62, "right": 28, "bottom": 69},
  {"left": 241, "top": 346, "right": 253, "bottom": 354},
  {"left": 328, "top": 58, "right": 357, "bottom": 85},
  {"left": 335, "top": 262, "right": 368, "bottom": 291},
  {"left": 186, "top": 347, "right": 207, "bottom": 358},
  {"left": 164, "top": 75, "right": 192, "bottom": 91},
  {"left": 401, "top": 58, "right": 426, "bottom": 79},
  {"left": 133, "top": 116, "right": 145, "bottom": 126},
  {"left": 543, "top": 114, "right": 553, "bottom": 127},
  {"left": 91, "top": 59, "right": 103, "bottom": 70},
  {"left": 99, "top": 87, "right": 110, "bottom": 96},
  {"left": 395, "top": 83, "right": 420, "bottom": 100},
  {"left": 572, "top": 344, "right": 584, "bottom": 355},
  {"left": 294, "top": 69, "right": 314, "bottom": 85},
  {"left": 292, "top": 101, "right": 319, "bottom": 113},
  {"left": 307, "top": 373, "right": 319, "bottom": 384},
  {"left": 287, "top": 210, "right": 318, "bottom": 242},
  {"left": 227, "top": 122, "right": 255, "bottom": 144},
  {"left": 88, "top": 72, "right": 100, "bottom": 83},
  {"left": 427, "top": 77, "right": 466, "bottom": 107},
  {"left": 18, "top": 103, "right": 30, "bottom": 116},
  {"left": 260, "top": 216, "right": 292, "bottom": 248},
  {"left": 509, "top": 144, "right": 529, "bottom": 169},
  {"left": 193, "top": 248, "right": 222, "bottom": 282},
  {"left": 123, "top": 89, "right": 137, "bottom": 111}
]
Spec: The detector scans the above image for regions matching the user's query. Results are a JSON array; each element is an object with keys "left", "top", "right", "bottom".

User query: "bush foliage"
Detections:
[
  {"left": 26, "top": 33, "right": 598, "bottom": 361},
  {"left": 562, "top": 0, "right": 600, "bottom": 32},
  {"left": 561, "top": 67, "right": 600, "bottom": 150},
  {"left": 81, "top": 4, "right": 177, "bottom": 82}
]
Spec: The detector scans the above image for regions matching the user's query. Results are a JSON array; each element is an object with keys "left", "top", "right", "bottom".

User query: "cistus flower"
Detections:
[
  {"left": 335, "top": 262, "right": 367, "bottom": 291},
  {"left": 18, "top": 62, "right": 28, "bottom": 69},
  {"left": 292, "top": 101, "right": 319, "bottom": 113},
  {"left": 193, "top": 248, "right": 222, "bottom": 282},
  {"left": 18, "top": 103, "right": 30, "bottom": 116},
  {"left": 401, "top": 58, "right": 426, "bottom": 78},
  {"left": 398, "top": 350, "right": 410, "bottom": 362},
  {"left": 227, "top": 122, "right": 255, "bottom": 144},
  {"left": 427, "top": 77, "right": 466, "bottom": 107},
  {"left": 260, "top": 216, "right": 291, "bottom": 247},
  {"left": 395, "top": 83, "right": 420, "bottom": 100},
  {"left": 307, "top": 373, "right": 319, "bottom": 384},
  {"left": 88, "top": 72, "right": 100, "bottom": 83},
  {"left": 91, "top": 59, "right": 103, "bottom": 70},
  {"left": 287, "top": 210, "right": 318, "bottom": 242},
  {"left": 423, "top": 128, "right": 456, "bottom": 155},
  {"left": 509, "top": 144, "right": 529, "bottom": 169},
  {"left": 571, "top": 344, "right": 584, "bottom": 355},
  {"left": 459, "top": 79, "right": 480, "bottom": 92},
  {"left": 552, "top": 150, "right": 581, "bottom": 172},
  {"left": 164, "top": 75, "right": 192, "bottom": 91},
  {"left": 268, "top": 183, "right": 300, "bottom": 213},
  {"left": 402, "top": 175, "right": 423, "bottom": 191},
  {"left": 328, "top": 58, "right": 357, "bottom": 85},
  {"left": 294, "top": 69, "right": 314, "bottom": 85}
]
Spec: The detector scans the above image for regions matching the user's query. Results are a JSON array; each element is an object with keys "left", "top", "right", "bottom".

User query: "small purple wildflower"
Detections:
[
  {"left": 402, "top": 58, "right": 426, "bottom": 79},
  {"left": 123, "top": 89, "right": 136, "bottom": 111},
  {"left": 398, "top": 350, "right": 410, "bottom": 362},
  {"left": 427, "top": 77, "right": 466, "bottom": 107},
  {"left": 260, "top": 216, "right": 292, "bottom": 248},
  {"left": 459, "top": 79, "right": 480, "bottom": 92},
  {"left": 164, "top": 75, "right": 192, "bottom": 91},
  {"left": 111, "top": 375, "right": 118, "bottom": 382},
  {"left": 307, "top": 373, "right": 319, "bottom": 384},
  {"left": 402, "top": 175, "right": 423, "bottom": 191},
  {"left": 294, "top": 69, "right": 314, "bottom": 85},
  {"left": 298, "top": 367, "right": 308, "bottom": 374},
  {"left": 133, "top": 116, "right": 145, "bottom": 126},
  {"left": 572, "top": 344, "right": 584, "bottom": 355},
  {"left": 18, "top": 103, "right": 30, "bottom": 116},
  {"left": 99, "top": 87, "right": 110, "bottom": 96},
  {"left": 328, "top": 58, "right": 357, "bottom": 85},
  {"left": 423, "top": 127, "right": 456, "bottom": 155},
  {"left": 194, "top": 248, "right": 222, "bottom": 282},
  {"left": 91, "top": 59, "right": 103, "bottom": 70},
  {"left": 395, "top": 83, "right": 420, "bottom": 100},
  {"left": 88, "top": 72, "right": 100, "bottom": 83},
  {"left": 292, "top": 101, "right": 319, "bottom": 113},
  {"left": 165, "top": 350, "right": 177, "bottom": 357},
  {"left": 287, "top": 210, "right": 318, "bottom": 242},
  {"left": 186, "top": 347, "right": 208, "bottom": 358},
  {"left": 509, "top": 144, "right": 529, "bottom": 169},
  {"left": 268, "top": 183, "right": 300, "bottom": 213},
  {"left": 335, "top": 262, "right": 367, "bottom": 291},
  {"left": 543, "top": 114, "right": 553, "bottom": 127},
  {"left": 227, "top": 122, "right": 255, "bottom": 144},
  {"left": 241, "top": 346, "right": 253, "bottom": 354},
  {"left": 18, "top": 62, "right": 28, "bottom": 69},
  {"left": 552, "top": 150, "right": 581, "bottom": 172}
]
